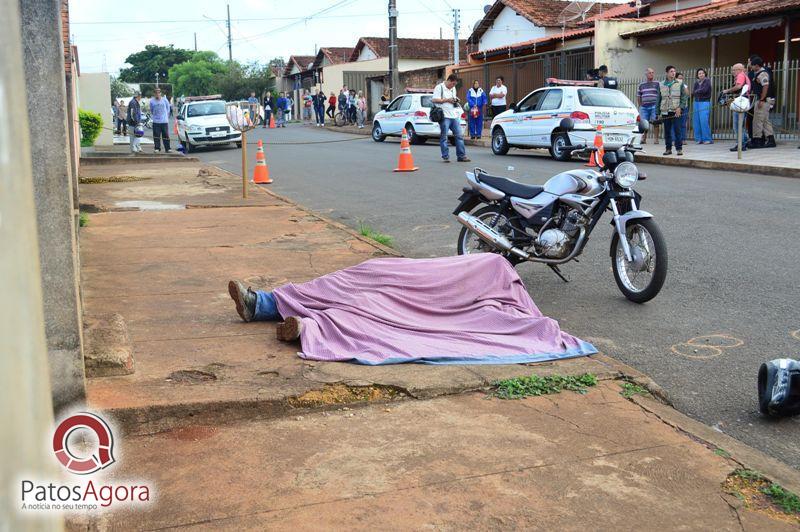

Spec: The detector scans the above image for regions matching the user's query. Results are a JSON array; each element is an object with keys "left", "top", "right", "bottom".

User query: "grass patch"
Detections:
[
  {"left": 619, "top": 381, "right": 650, "bottom": 398},
  {"left": 79, "top": 212, "right": 89, "bottom": 227},
  {"left": 714, "top": 448, "right": 731, "bottom": 459},
  {"left": 724, "top": 469, "right": 800, "bottom": 521},
  {"left": 358, "top": 222, "right": 393, "bottom": 247},
  {"left": 494, "top": 373, "right": 597, "bottom": 399},
  {"left": 79, "top": 175, "right": 151, "bottom": 184}
]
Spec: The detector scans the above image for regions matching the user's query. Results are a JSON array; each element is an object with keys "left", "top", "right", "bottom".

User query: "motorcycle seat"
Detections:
[{"left": 477, "top": 171, "right": 544, "bottom": 199}]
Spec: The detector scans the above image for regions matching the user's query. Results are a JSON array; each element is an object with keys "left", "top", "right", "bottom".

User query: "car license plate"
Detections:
[
  {"left": 604, "top": 134, "right": 625, "bottom": 144},
  {"left": 210, "top": 131, "right": 226, "bottom": 138}
]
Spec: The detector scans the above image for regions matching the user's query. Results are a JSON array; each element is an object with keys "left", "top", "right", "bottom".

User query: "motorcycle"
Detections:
[{"left": 453, "top": 118, "right": 666, "bottom": 303}]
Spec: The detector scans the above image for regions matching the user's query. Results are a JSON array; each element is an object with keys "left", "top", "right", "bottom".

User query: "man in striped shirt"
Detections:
[{"left": 637, "top": 68, "right": 660, "bottom": 144}]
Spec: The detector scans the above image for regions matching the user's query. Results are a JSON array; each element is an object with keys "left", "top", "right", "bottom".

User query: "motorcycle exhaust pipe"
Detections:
[{"left": 457, "top": 212, "right": 529, "bottom": 260}]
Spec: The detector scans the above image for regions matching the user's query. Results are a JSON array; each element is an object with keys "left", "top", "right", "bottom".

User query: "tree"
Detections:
[
  {"left": 118, "top": 45, "right": 193, "bottom": 87},
  {"left": 213, "top": 61, "right": 275, "bottom": 100},
  {"left": 168, "top": 51, "right": 227, "bottom": 97},
  {"left": 110, "top": 75, "right": 133, "bottom": 102}
]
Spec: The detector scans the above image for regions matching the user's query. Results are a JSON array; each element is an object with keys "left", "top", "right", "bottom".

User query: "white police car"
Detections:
[
  {"left": 176, "top": 97, "right": 242, "bottom": 153},
  {"left": 490, "top": 83, "right": 641, "bottom": 161},
  {"left": 372, "top": 92, "right": 467, "bottom": 145}
]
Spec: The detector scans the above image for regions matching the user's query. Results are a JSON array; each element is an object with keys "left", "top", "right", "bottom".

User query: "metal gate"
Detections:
[{"left": 343, "top": 71, "right": 386, "bottom": 96}]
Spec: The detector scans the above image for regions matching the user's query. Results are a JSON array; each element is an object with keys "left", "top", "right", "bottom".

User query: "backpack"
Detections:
[{"left": 429, "top": 106, "right": 444, "bottom": 123}]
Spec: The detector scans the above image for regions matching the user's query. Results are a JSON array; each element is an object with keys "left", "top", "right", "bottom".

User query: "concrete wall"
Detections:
[
  {"left": 1, "top": 2, "right": 62, "bottom": 528},
  {"left": 77, "top": 72, "right": 113, "bottom": 146},
  {"left": 478, "top": 5, "right": 546, "bottom": 51},
  {"left": 595, "top": 19, "right": 751, "bottom": 80},
  {"left": 357, "top": 46, "right": 378, "bottom": 61},
  {"left": 20, "top": 0, "right": 86, "bottom": 412}
]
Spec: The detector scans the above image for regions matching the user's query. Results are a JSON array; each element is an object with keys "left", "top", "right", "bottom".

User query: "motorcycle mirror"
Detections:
[
  {"left": 509, "top": 103, "right": 518, "bottom": 113},
  {"left": 559, "top": 117, "right": 574, "bottom": 132},
  {"left": 637, "top": 119, "right": 650, "bottom": 134}
]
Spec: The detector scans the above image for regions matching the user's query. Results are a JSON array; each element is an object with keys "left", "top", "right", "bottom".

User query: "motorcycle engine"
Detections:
[
  {"left": 537, "top": 229, "right": 570, "bottom": 258},
  {"left": 536, "top": 209, "right": 583, "bottom": 258}
]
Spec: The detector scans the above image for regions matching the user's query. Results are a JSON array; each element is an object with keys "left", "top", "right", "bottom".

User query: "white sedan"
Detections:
[
  {"left": 372, "top": 93, "right": 467, "bottom": 145},
  {"left": 490, "top": 85, "right": 642, "bottom": 161}
]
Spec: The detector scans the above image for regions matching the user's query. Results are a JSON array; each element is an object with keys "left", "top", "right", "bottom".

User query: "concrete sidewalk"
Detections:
[
  {"left": 332, "top": 123, "right": 800, "bottom": 178},
  {"left": 75, "top": 158, "right": 800, "bottom": 529}
]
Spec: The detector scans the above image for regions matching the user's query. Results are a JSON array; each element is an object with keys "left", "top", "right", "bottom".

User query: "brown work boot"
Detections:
[
  {"left": 228, "top": 280, "right": 256, "bottom": 322},
  {"left": 276, "top": 316, "right": 303, "bottom": 341}
]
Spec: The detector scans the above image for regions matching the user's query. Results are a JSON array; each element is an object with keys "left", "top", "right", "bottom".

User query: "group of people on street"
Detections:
[
  {"left": 459, "top": 76, "right": 507, "bottom": 140},
  {"left": 123, "top": 88, "right": 172, "bottom": 154},
  {"left": 262, "top": 86, "right": 366, "bottom": 128},
  {"left": 261, "top": 91, "right": 292, "bottom": 128},
  {"left": 636, "top": 55, "right": 777, "bottom": 155}
]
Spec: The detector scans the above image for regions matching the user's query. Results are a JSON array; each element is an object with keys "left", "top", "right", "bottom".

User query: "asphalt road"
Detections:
[{"left": 196, "top": 124, "right": 800, "bottom": 468}]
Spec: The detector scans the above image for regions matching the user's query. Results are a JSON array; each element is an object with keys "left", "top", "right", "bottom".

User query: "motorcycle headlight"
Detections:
[{"left": 614, "top": 161, "right": 638, "bottom": 188}]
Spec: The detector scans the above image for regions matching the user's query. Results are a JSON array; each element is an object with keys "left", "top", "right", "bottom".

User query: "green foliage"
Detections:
[
  {"left": 761, "top": 483, "right": 800, "bottom": 514},
  {"left": 713, "top": 448, "right": 731, "bottom": 458},
  {"left": 494, "top": 373, "right": 598, "bottom": 399},
  {"left": 118, "top": 45, "right": 193, "bottom": 90},
  {"left": 213, "top": 61, "right": 275, "bottom": 101},
  {"left": 169, "top": 52, "right": 228, "bottom": 97},
  {"left": 619, "top": 381, "right": 650, "bottom": 398},
  {"left": 79, "top": 212, "right": 89, "bottom": 227},
  {"left": 358, "top": 222, "right": 393, "bottom": 247},
  {"left": 78, "top": 109, "right": 103, "bottom": 147},
  {"left": 110, "top": 75, "right": 133, "bottom": 102}
]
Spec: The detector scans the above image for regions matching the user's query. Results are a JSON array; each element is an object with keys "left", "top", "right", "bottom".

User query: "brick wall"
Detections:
[
  {"left": 61, "top": 0, "right": 72, "bottom": 76},
  {"left": 402, "top": 66, "right": 445, "bottom": 92}
]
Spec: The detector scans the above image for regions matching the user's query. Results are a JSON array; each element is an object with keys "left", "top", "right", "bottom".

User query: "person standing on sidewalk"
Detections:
[
  {"left": 692, "top": 68, "right": 713, "bottom": 144},
  {"left": 676, "top": 73, "right": 690, "bottom": 141},
  {"left": 356, "top": 91, "right": 367, "bottom": 129},
  {"left": 262, "top": 91, "right": 274, "bottom": 128},
  {"left": 466, "top": 80, "right": 486, "bottom": 140},
  {"left": 749, "top": 56, "right": 777, "bottom": 149},
  {"left": 432, "top": 74, "right": 470, "bottom": 163},
  {"left": 149, "top": 88, "right": 172, "bottom": 153},
  {"left": 116, "top": 99, "right": 128, "bottom": 136},
  {"left": 489, "top": 76, "right": 507, "bottom": 118},
  {"left": 596, "top": 65, "right": 619, "bottom": 90},
  {"left": 126, "top": 91, "right": 143, "bottom": 154},
  {"left": 275, "top": 92, "right": 287, "bottom": 127},
  {"left": 637, "top": 68, "right": 660, "bottom": 144},
  {"left": 657, "top": 65, "right": 686, "bottom": 156},
  {"left": 327, "top": 92, "right": 337, "bottom": 119},
  {"left": 314, "top": 90, "right": 327, "bottom": 127},
  {"left": 722, "top": 63, "right": 751, "bottom": 152}
]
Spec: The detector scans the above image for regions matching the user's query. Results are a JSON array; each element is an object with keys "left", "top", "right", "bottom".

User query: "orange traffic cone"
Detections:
[
  {"left": 394, "top": 128, "right": 419, "bottom": 172},
  {"left": 253, "top": 140, "right": 273, "bottom": 184},
  {"left": 269, "top": 114, "right": 276, "bottom": 129},
  {"left": 586, "top": 125, "right": 605, "bottom": 168}
]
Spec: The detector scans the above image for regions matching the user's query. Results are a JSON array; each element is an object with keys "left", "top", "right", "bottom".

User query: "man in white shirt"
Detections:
[
  {"left": 432, "top": 74, "right": 470, "bottom": 163},
  {"left": 489, "top": 76, "right": 508, "bottom": 117}
]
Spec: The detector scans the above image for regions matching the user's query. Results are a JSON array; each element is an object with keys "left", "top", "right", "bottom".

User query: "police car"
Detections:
[
  {"left": 176, "top": 96, "right": 242, "bottom": 153},
  {"left": 490, "top": 80, "right": 642, "bottom": 161},
  {"left": 371, "top": 92, "right": 467, "bottom": 144}
]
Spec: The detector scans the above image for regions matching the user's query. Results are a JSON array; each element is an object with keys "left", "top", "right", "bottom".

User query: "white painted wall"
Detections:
[
  {"left": 357, "top": 46, "right": 378, "bottom": 61},
  {"left": 478, "top": 5, "right": 547, "bottom": 51},
  {"left": 77, "top": 72, "right": 113, "bottom": 146}
]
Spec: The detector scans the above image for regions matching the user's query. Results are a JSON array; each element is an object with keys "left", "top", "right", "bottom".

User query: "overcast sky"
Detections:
[{"left": 71, "top": 0, "right": 495, "bottom": 75}]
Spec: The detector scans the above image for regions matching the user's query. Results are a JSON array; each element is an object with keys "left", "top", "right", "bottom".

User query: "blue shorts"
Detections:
[{"left": 639, "top": 104, "right": 657, "bottom": 122}]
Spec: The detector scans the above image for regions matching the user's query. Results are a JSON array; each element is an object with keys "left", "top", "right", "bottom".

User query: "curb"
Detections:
[
  {"left": 324, "top": 124, "right": 798, "bottom": 178},
  {"left": 81, "top": 155, "right": 199, "bottom": 165}
]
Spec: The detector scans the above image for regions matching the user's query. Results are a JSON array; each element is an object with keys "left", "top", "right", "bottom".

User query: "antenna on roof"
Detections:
[{"left": 557, "top": 1, "right": 595, "bottom": 43}]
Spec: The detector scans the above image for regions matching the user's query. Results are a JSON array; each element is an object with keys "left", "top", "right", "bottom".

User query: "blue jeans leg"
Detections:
[
  {"left": 663, "top": 116, "right": 674, "bottom": 149},
  {"left": 439, "top": 120, "right": 450, "bottom": 159},
  {"left": 253, "top": 290, "right": 282, "bottom": 321},
  {"left": 448, "top": 118, "right": 466, "bottom": 159},
  {"left": 693, "top": 101, "right": 711, "bottom": 142},
  {"left": 733, "top": 112, "right": 748, "bottom": 144}
]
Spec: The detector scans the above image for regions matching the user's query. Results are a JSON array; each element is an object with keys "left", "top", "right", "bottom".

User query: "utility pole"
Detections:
[
  {"left": 226, "top": 4, "right": 232, "bottom": 62},
  {"left": 388, "top": 0, "right": 399, "bottom": 98},
  {"left": 452, "top": 9, "right": 460, "bottom": 65},
  {"left": 194, "top": 32, "right": 197, "bottom": 52}
]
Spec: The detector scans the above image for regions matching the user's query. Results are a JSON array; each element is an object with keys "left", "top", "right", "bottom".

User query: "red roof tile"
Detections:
[
  {"left": 621, "top": 0, "right": 799, "bottom": 38},
  {"left": 283, "top": 55, "right": 316, "bottom": 76},
  {"left": 468, "top": 0, "right": 612, "bottom": 44},
  {"left": 349, "top": 37, "right": 468, "bottom": 62}
]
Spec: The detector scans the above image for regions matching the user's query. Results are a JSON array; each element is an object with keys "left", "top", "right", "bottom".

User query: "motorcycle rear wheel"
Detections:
[{"left": 610, "top": 218, "right": 667, "bottom": 303}]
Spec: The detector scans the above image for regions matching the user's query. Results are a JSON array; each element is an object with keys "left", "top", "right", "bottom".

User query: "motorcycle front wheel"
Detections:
[
  {"left": 456, "top": 205, "right": 522, "bottom": 265},
  {"left": 610, "top": 218, "right": 667, "bottom": 303}
]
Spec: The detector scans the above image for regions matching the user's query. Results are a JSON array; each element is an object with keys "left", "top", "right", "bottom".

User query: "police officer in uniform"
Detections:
[
  {"left": 597, "top": 65, "right": 619, "bottom": 90},
  {"left": 749, "top": 56, "right": 777, "bottom": 149}
]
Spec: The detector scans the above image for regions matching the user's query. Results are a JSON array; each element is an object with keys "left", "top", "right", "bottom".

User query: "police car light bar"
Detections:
[{"left": 545, "top": 78, "right": 599, "bottom": 87}]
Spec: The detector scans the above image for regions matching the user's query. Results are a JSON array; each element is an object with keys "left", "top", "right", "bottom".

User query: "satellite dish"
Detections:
[
  {"left": 483, "top": 4, "right": 492, "bottom": 14},
  {"left": 557, "top": 1, "right": 596, "bottom": 25}
]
